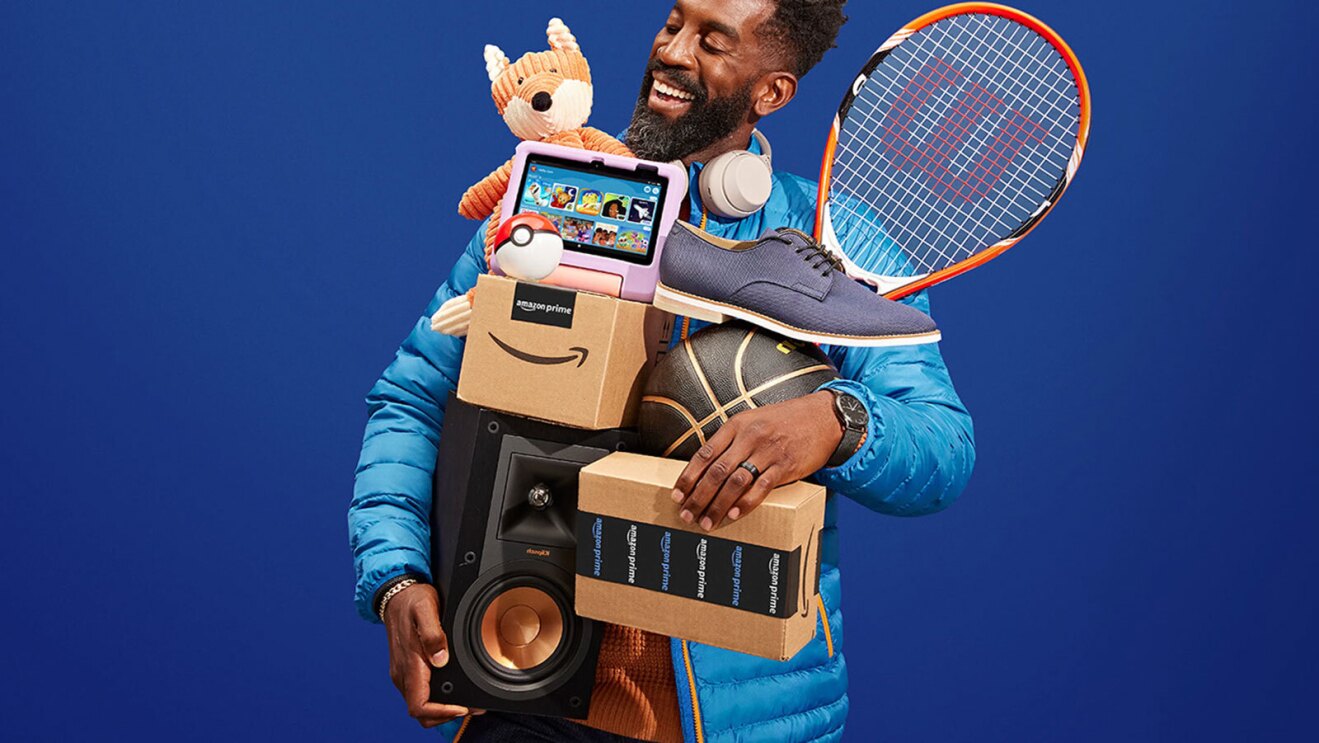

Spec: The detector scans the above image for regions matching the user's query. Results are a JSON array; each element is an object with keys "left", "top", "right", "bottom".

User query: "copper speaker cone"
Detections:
[{"left": 478, "top": 586, "right": 565, "bottom": 671}]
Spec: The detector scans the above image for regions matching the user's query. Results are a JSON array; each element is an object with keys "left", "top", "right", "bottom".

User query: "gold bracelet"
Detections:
[{"left": 377, "top": 578, "right": 418, "bottom": 621}]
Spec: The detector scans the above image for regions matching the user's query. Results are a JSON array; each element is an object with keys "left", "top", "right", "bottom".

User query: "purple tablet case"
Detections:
[{"left": 495, "top": 140, "right": 689, "bottom": 303}]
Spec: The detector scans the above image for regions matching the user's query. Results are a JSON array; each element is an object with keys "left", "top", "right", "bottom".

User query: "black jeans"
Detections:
[{"left": 459, "top": 712, "right": 648, "bottom": 742}]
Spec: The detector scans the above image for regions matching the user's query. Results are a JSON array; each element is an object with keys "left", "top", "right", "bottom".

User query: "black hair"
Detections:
[{"left": 757, "top": 0, "right": 849, "bottom": 78}]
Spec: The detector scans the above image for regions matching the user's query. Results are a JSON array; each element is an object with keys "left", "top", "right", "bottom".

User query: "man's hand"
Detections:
[
  {"left": 672, "top": 391, "right": 844, "bottom": 531},
  {"left": 383, "top": 583, "right": 481, "bottom": 728}
]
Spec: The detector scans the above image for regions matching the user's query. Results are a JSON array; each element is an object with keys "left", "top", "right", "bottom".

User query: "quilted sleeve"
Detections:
[
  {"left": 348, "top": 219, "right": 489, "bottom": 622},
  {"left": 814, "top": 290, "right": 976, "bottom": 516}
]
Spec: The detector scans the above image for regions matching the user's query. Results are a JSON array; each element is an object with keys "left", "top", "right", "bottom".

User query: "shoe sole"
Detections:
[{"left": 652, "top": 283, "right": 942, "bottom": 347}]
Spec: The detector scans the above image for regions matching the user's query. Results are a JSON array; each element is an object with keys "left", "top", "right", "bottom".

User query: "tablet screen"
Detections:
[{"left": 514, "top": 153, "right": 669, "bottom": 266}]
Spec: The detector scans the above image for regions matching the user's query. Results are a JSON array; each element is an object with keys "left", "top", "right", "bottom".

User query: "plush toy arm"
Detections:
[
  {"left": 545, "top": 130, "right": 587, "bottom": 149},
  {"left": 430, "top": 288, "right": 476, "bottom": 337},
  {"left": 434, "top": 211, "right": 504, "bottom": 337},
  {"left": 483, "top": 210, "right": 502, "bottom": 263},
  {"left": 458, "top": 157, "right": 515, "bottom": 221},
  {"left": 579, "top": 127, "right": 634, "bottom": 157}
]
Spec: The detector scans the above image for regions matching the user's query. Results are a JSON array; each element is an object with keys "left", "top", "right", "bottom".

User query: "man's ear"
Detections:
[{"left": 752, "top": 72, "right": 798, "bottom": 118}]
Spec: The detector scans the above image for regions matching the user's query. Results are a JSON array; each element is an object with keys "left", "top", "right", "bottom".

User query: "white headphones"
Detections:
[{"left": 697, "top": 129, "right": 774, "bottom": 219}]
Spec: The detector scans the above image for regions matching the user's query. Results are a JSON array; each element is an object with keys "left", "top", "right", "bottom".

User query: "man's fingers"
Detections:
[
  {"left": 680, "top": 439, "right": 755, "bottom": 530},
  {"left": 726, "top": 467, "right": 782, "bottom": 524},
  {"left": 411, "top": 602, "right": 449, "bottom": 667},
  {"left": 671, "top": 424, "right": 736, "bottom": 504},
  {"left": 402, "top": 653, "right": 468, "bottom": 723},
  {"left": 413, "top": 704, "right": 469, "bottom": 727},
  {"left": 704, "top": 459, "right": 770, "bottom": 530}
]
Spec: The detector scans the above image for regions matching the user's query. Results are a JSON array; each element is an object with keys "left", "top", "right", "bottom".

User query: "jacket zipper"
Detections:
[
  {"left": 452, "top": 716, "right": 471, "bottom": 741},
  {"left": 816, "top": 594, "right": 835, "bottom": 658},
  {"left": 681, "top": 639, "right": 705, "bottom": 743}
]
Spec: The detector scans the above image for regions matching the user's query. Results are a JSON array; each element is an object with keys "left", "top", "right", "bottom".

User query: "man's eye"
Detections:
[
  {"left": 665, "top": 25, "right": 680, "bottom": 34},
  {"left": 701, "top": 40, "right": 723, "bottom": 54}
]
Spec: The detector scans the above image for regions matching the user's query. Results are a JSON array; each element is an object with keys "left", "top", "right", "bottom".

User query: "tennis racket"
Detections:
[{"left": 814, "top": 3, "right": 1091, "bottom": 299}]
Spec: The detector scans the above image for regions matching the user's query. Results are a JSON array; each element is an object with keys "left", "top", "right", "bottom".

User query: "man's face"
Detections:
[{"left": 626, "top": 0, "right": 779, "bottom": 162}]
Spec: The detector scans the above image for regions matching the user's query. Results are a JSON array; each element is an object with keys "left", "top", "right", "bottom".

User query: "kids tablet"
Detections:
[{"left": 496, "top": 140, "right": 688, "bottom": 303}]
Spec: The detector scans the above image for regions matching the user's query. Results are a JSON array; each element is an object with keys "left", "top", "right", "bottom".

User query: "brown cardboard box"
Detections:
[
  {"left": 457, "top": 275, "right": 674, "bottom": 430},
  {"left": 575, "top": 452, "right": 826, "bottom": 661}
]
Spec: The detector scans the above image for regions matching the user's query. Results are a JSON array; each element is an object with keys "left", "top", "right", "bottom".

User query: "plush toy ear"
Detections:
[
  {"left": 484, "top": 44, "right": 510, "bottom": 82},
  {"left": 546, "top": 18, "right": 579, "bottom": 52}
]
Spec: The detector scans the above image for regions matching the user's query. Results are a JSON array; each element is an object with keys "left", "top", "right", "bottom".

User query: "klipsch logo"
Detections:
[
  {"left": 488, "top": 332, "right": 590, "bottom": 368},
  {"left": 511, "top": 282, "right": 576, "bottom": 328}
]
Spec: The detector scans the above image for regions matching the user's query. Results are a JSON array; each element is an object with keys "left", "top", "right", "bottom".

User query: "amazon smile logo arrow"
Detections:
[{"left": 488, "top": 332, "right": 590, "bottom": 368}]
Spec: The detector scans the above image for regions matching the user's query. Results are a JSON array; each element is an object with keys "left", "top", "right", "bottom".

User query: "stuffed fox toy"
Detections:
[{"left": 432, "top": 18, "right": 633, "bottom": 336}]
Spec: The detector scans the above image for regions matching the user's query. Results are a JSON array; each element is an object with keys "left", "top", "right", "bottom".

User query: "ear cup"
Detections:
[{"left": 697, "top": 129, "right": 774, "bottom": 219}]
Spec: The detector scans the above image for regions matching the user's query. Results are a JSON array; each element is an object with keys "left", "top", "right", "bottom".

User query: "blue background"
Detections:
[{"left": 3, "top": 1, "right": 1316, "bottom": 740}]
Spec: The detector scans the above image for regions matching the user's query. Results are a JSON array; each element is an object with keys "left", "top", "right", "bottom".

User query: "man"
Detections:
[{"left": 349, "top": 1, "right": 975, "bottom": 741}]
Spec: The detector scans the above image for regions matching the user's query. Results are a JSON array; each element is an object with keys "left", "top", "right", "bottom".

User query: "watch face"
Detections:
[{"left": 837, "top": 393, "right": 866, "bottom": 428}]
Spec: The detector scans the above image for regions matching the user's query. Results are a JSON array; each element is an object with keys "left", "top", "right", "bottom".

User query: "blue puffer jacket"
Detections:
[{"left": 350, "top": 144, "right": 976, "bottom": 742}]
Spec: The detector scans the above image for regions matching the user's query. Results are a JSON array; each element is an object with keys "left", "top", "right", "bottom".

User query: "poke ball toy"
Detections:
[{"left": 493, "top": 212, "right": 563, "bottom": 281}]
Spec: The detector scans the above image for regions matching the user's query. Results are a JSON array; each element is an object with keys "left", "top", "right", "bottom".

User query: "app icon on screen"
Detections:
[
  {"left": 576, "top": 189, "right": 603, "bottom": 216},
  {"left": 524, "top": 181, "right": 551, "bottom": 208},
  {"left": 628, "top": 198, "right": 656, "bottom": 225},
  {"left": 562, "top": 216, "right": 595, "bottom": 243},
  {"left": 617, "top": 229, "right": 648, "bottom": 254},
  {"left": 592, "top": 223, "right": 618, "bottom": 247},
  {"left": 601, "top": 194, "right": 630, "bottom": 220},
  {"left": 551, "top": 184, "right": 578, "bottom": 211}
]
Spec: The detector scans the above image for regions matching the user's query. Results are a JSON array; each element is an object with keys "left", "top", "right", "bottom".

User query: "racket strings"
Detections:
[
  {"left": 837, "top": 18, "right": 1075, "bottom": 274},
  {"left": 840, "top": 20, "right": 1068, "bottom": 270},
  {"left": 828, "top": 12, "right": 1081, "bottom": 281}
]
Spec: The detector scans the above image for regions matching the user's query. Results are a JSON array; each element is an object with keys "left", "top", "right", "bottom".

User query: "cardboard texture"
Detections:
[
  {"left": 458, "top": 275, "right": 674, "bottom": 430},
  {"left": 575, "top": 452, "right": 826, "bottom": 661}
]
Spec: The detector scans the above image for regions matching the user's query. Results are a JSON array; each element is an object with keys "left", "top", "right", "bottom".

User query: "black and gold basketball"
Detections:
[{"left": 639, "top": 322, "right": 839, "bottom": 459}]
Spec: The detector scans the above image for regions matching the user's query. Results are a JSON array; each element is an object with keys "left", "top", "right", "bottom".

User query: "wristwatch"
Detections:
[{"left": 825, "top": 389, "right": 869, "bottom": 468}]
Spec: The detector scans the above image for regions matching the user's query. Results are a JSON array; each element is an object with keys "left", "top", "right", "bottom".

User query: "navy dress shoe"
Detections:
[{"left": 653, "top": 222, "right": 941, "bottom": 347}]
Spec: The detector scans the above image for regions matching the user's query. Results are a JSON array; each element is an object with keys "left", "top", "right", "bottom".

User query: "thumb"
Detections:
[{"left": 414, "top": 606, "right": 450, "bottom": 668}]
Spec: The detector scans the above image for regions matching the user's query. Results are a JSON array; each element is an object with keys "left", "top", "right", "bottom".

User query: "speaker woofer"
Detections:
[
  {"left": 464, "top": 575, "right": 575, "bottom": 685},
  {"left": 478, "top": 586, "right": 565, "bottom": 672}
]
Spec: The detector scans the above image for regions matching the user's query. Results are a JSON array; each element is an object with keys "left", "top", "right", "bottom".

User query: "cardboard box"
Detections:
[
  {"left": 458, "top": 275, "right": 674, "bottom": 430},
  {"left": 574, "top": 452, "right": 826, "bottom": 661}
]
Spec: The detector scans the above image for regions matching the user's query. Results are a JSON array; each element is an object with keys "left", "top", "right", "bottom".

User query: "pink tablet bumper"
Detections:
[{"left": 493, "top": 140, "right": 689, "bottom": 303}]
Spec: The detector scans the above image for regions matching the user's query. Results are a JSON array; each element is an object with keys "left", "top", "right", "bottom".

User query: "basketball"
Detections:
[{"left": 639, "top": 322, "right": 840, "bottom": 459}]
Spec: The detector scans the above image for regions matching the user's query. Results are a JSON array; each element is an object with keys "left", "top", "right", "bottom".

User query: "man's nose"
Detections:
[
  {"left": 531, "top": 91, "right": 552, "bottom": 112},
  {"left": 655, "top": 30, "right": 697, "bottom": 70}
]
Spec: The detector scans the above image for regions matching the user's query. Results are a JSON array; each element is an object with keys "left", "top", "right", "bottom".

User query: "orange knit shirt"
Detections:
[{"left": 579, "top": 623, "right": 683, "bottom": 743}]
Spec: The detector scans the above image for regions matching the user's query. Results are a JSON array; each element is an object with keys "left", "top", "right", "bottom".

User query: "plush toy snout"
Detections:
[{"left": 499, "top": 59, "right": 593, "bottom": 141}]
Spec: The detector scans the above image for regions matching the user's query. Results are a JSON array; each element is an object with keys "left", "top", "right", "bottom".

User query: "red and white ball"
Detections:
[{"left": 493, "top": 213, "right": 564, "bottom": 281}]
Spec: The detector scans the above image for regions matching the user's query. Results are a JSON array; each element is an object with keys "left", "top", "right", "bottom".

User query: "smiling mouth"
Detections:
[
  {"left": 648, "top": 73, "right": 699, "bottom": 113},
  {"left": 652, "top": 78, "right": 695, "bottom": 102}
]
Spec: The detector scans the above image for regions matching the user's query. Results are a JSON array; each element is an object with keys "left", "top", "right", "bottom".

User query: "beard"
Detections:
[{"left": 625, "top": 60, "right": 753, "bottom": 162}]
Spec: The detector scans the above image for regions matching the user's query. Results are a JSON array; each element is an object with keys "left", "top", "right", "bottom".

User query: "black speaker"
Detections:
[{"left": 429, "top": 394, "right": 635, "bottom": 717}]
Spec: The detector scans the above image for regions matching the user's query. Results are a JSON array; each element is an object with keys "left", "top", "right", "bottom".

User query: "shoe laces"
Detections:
[{"left": 767, "top": 230, "right": 844, "bottom": 277}]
